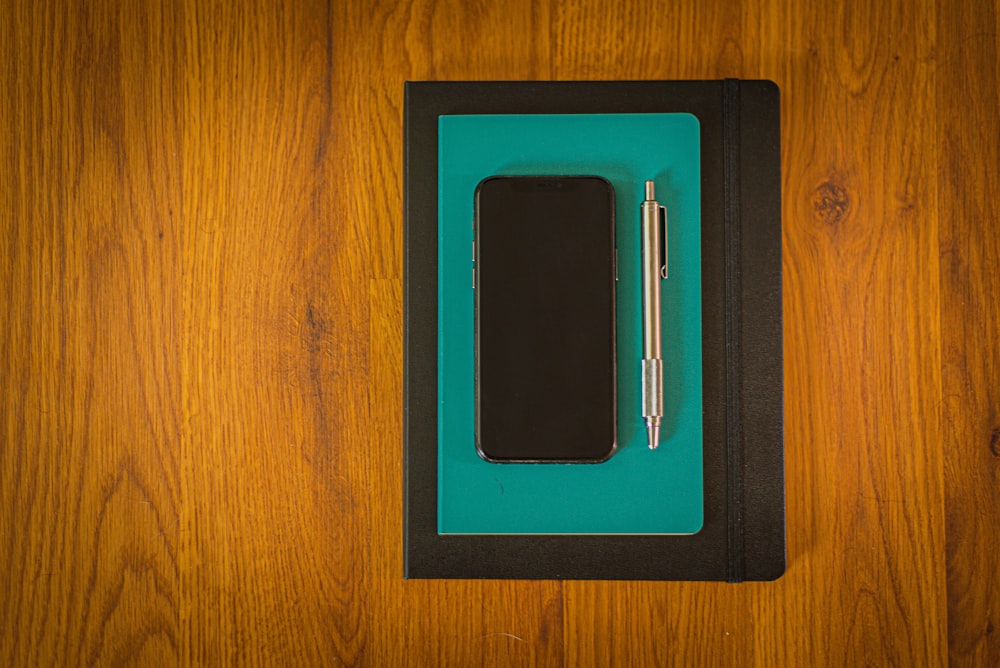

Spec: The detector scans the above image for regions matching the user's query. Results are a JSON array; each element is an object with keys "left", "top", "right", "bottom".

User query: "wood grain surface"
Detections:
[{"left": 1, "top": 0, "right": 997, "bottom": 665}]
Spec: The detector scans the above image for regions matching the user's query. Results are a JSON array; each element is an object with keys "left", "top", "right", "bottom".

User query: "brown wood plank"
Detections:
[
  {"left": 937, "top": 1, "right": 1000, "bottom": 666},
  {"left": 179, "top": 1, "right": 369, "bottom": 663},
  {"left": 757, "top": 0, "right": 948, "bottom": 664},
  {"left": 0, "top": 2, "right": 184, "bottom": 664}
]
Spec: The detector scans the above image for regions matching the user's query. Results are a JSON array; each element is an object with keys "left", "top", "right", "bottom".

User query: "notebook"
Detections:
[
  {"left": 437, "top": 113, "right": 703, "bottom": 535},
  {"left": 404, "top": 80, "right": 784, "bottom": 581}
]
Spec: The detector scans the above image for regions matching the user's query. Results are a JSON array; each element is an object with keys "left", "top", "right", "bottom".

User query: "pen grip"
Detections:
[{"left": 641, "top": 358, "right": 664, "bottom": 419}]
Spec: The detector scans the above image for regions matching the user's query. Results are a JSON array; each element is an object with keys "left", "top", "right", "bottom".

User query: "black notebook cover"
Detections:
[{"left": 403, "top": 80, "right": 784, "bottom": 581}]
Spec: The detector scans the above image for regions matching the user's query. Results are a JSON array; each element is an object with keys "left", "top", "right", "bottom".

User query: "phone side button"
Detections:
[
  {"left": 615, "top": 248, "right": 619, "bottom": 281},
  {"left": 472, "top": 266, "right": 475, "bottom": 289}
]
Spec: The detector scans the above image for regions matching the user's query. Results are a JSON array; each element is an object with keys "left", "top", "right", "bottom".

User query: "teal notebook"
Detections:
[{"left": 437, "top": 113, "right": 703, "bottom": 534}]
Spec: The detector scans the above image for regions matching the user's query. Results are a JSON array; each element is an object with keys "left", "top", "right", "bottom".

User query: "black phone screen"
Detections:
[{"left": 474, "top": 176, "right": 617, "bottom": 462}]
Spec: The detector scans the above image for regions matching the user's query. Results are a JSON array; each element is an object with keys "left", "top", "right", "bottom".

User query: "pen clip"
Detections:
[{"left": 659, "top": 205, "right": 668, "bottom": 279}]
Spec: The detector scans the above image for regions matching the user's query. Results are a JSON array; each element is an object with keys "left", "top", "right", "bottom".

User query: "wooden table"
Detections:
[{"left": 2, "top": 0, "right": 997, "bottom": 664}]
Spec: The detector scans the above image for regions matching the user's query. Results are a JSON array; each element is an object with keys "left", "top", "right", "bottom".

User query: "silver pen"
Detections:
[{"left": 640, "top": 180, "right": 667, "bottom": 449}]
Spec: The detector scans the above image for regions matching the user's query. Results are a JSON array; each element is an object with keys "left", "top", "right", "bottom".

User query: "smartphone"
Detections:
[{"left": 474, "top": 175, "right": 617, "bottom": 462}]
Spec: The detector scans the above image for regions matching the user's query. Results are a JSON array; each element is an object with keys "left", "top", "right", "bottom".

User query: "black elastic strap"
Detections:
[{"left": 723, "top": 78, "right": 745, "bottom": 583}]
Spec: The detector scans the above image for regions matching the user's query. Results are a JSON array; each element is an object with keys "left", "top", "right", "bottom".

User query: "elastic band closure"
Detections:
[{"left": 723, "top": 78, "right": 745, "bottom": 583}]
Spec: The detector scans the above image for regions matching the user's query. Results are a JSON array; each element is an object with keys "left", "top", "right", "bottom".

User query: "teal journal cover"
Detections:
[{"left": 437, "top": 113, "right": 703, "bottom": 534}]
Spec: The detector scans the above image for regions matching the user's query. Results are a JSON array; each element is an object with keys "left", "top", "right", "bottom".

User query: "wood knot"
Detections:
[
  {"left": 813, "top": 181, "right": 851, "bottom": 226},
  {"left": 990, "top": 428, "right": 1000, "bottom": 458}
]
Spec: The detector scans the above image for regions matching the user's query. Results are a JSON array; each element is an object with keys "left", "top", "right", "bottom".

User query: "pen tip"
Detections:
[
  {"left": 645, "top": 180, "right": 655, "bottom": 200},
  {"left": 647, "top": 425, "right": 660, "bottom": 450}
]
